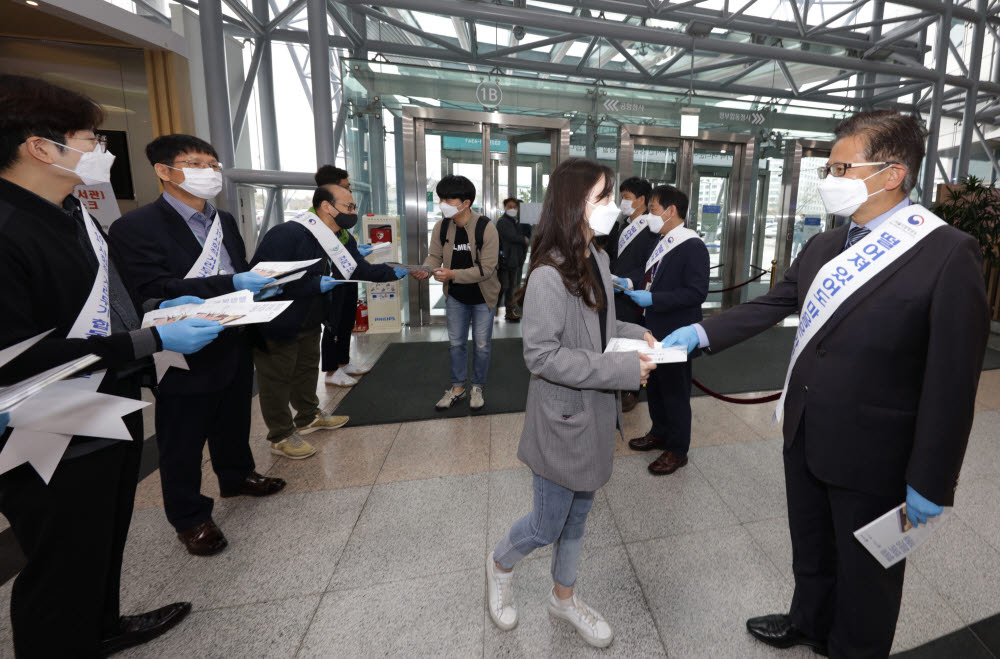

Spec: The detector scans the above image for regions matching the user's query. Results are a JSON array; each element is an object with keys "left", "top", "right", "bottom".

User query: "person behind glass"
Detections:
[
  {"left": 252, "top": 182, "right": 406, "bottom": 460},
  {"left": 619, "top": 186, "right": 709, "bottom": 475},
  {"left": 496, "top": 197, "right": 529, "bottom": 322},
  {"left": 314, "top": 165, "right": 375, "bottom": 388},
  {"left": 109, "top": 134, "right": 287, "bottom": 558},
  {"left": 0, "top": 75, "right": 229, "bottom": 656},
  {"left": 608, "top": 177, "right": 659, "bottom": 413},
  {"left": 486, "top": 158, "right": 658, "bottom": 648},
  {"left": 411, "top": 175, "right": 500, "bottom": 411}
]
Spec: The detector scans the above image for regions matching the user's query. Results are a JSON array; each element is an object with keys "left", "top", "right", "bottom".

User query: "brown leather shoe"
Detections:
[
  {"left": 177, "top": 520, "right": 227, "bottom": 556},
  {"left": 648, "top": 450, "right": 688, "bottom": 475},
  {"left": 621, "top": 392, "right": 638, "bottom": 413},
  {"left": 220, "top": 471, "right": 287, "bottom": 498},
  {"left": 628, "top": 433, "right": 666, "bottom": 452}
]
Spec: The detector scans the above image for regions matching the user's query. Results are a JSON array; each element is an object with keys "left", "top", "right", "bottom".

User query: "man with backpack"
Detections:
[{"left": 411, "top": 175, "right": 500, "bottom": 411}]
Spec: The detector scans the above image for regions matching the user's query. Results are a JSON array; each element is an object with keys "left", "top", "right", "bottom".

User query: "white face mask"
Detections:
[
  {"left": 44, "top": 139, "right": 115, "bottom": 186},
  {"left": 439, "top": 202, "right": 461, "bottom": 219},
  {"left": 644, "top": 211, "right": 667, "bottom": 234},
  {"left": 505, "top": 208, "right": 518, "bottom": 218},
  {"left": 818, "top": 165, "right": 892, "bottom": 217},
  {"left": 586, "top": 199, "right": 619, "bottom": 236},
  {"left": 168, "top": 166, "right": 223, "bottom": 200},
  {"left": 619, "top": 199, "right": 635, "bottom": 216}
]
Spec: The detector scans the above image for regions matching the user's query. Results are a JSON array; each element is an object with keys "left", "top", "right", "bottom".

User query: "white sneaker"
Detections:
[
  {"left": 547, "top": 589, "right": 614, "bottom": 648},
  {"left": 325, "top": 368, "right": 358, "bottom": 388},
  {"left": 341, "top": 363, "right": 370, "bottom": 376},
  {"left": 435, "top": 388, "right": 466, "bottom": 410},
  {"left": 470, "top": 386, "right": 485, "bottom": 410},
  {"left": 486, "top": 552, "right": 518, "bottom": 631}
]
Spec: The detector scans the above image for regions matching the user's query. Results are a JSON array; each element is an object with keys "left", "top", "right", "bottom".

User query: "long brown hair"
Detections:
[{"left": 516, "top": 158, "right": 615, "bottom": 311}]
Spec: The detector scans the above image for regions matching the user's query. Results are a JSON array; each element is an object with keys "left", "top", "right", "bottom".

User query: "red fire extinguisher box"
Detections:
[
  {"left": 369, "top": 225, "right": 392, "bottom": 245},
  {"left": 353, "top": 298, "right": 369, "bottom": 333}
]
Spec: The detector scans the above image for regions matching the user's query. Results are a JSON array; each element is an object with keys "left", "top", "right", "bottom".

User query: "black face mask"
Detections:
[{"left": 333, "top": 212, "right": 358, "bottom": 231}]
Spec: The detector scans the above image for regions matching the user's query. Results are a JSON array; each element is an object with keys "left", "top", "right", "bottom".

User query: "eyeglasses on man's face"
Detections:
[
  {"left": 817, "top": 161, "right": 900, "bottom": 179},
  {"left": 170, "top": 159, "right": 224, "bottom": 172}
]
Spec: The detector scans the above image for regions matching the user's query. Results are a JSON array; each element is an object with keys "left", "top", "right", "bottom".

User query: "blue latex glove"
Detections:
[
  {"left": 624, "top": 289, "right": 653, "bottom": 308},
  {"left": 661, "top": 325, "right": 701, "bottom": 354},
  {"left": 906, "top": 485, "right": 944, "bottom": 527},
  {"left": 156, "top": 318, "right": 225, "bottom": 354},
  {"left": 159, "top": 296, "right": 205, "bottom": 309},
  {"left": 611, "top": 276, "right": 632, "bottom": 291},
  {"left": 393, "top": 267, "right": 408, "bottom": 280},
  {"left": 320, "top": 276, "right": 342, "bottom": 293},
  {"left": 233, "top": 271, "right": 275, "bottom": 294},
  {"left": 0, "top": 412, "right": 8, "bottom": 435},
  {"left": 255, "top": 286, "right": 283, "bottom": 301},
  {"left": 358, "top": 244, "right": 375, "bottom": 257}
]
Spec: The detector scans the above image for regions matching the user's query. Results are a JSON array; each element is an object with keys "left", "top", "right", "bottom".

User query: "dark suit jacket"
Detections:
[
  {"left": 700, "top": 220, "right": 989, "bottom": 505},
  {"left": 251, "top": 221, "right": 398, "bottom": 343},
  {"left": 108, "top": 195, "right": 250, "bottom": 395},
  {"left": 610, "top": 224, "right": 661, "bottom": 324},
  {"left": 644, "top": 237, "right": 710, "bottom": 341},
  {"left": 496, "top": 214, "right": 527, "bottom": 270}
]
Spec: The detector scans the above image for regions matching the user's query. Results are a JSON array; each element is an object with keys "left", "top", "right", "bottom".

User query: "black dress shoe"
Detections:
[
  {"left": 747, "top": 614, "right": 829, "bottom": 655},
  {"left": 178, "top": 519, "right": 228, "bottom": 556},
  {"left": 99, "top": 602, "right": 192, "bottom": 656},
  {"left": 628, "top": 433, "right": 666, "bottom": 452},
  {"left": 648, "top": 450, "right": 688, "bottom": 475},
  {"left": 220, "top": 471, "right": 287, "bottom": 498}
]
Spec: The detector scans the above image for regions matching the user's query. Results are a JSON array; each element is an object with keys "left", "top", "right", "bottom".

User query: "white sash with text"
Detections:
[
  {"left": 773, "top": 204, "right": 946, "bottom": 424},
  {"left": 184, "top": 213, "right": 225, "bottom": 278},
  {"left": 291, "top": 212, "right": 357, "bottom": 279},
  {"left": 644, "top": 226, "right": 700, "bottom": 290},
  {"left": 617, "top": 215, "right": 648, "bottom": 255}
]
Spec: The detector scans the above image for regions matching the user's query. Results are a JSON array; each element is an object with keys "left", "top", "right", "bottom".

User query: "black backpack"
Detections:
[{"left": 440, "top": 215, "right": 489, "bottom": 276}]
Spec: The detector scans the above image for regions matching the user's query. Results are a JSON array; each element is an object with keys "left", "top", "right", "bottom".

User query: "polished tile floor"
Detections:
[{"left": 1, "top": 324, "right": 999, "bottom": 658}]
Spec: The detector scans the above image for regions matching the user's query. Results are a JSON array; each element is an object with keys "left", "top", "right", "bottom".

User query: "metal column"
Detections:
[
  {"left": 200, "top": 0, "right": 237, "bottom": 211},
  {"left": 956, "top": 0, "right": 987, "bottom": 179},
  {"left": 481, "top": 123, "right": 493, "bottom": 219},
  {"left": 776, "top": 140, "right": 803, "bottom": 280},
  {"left": 253, "top": 0, "right": 282, "bottom": 244},
  {"left": 921, "top": 3, "right": 953, "bottom": 204},
  {"left": 307, "top": 0, "right": 335, "bottom": 166}
]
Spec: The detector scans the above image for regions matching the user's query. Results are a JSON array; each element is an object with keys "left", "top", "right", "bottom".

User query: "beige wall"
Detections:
[{"left": 0, "top": 37, "right": 160, "bottom": 213}]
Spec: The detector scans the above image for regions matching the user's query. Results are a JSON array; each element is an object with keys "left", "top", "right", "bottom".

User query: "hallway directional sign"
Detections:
[
  {"left": 603, "top": 97, "right": 646, "bottom": 114},
  {"left": 719, "top": 110, "right": 766, "bottom": 125}
]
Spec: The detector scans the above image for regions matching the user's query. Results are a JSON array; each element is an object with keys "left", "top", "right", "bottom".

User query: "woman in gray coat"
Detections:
[{"left": 486, "top": 158, "right": 657, "bottom": 648}]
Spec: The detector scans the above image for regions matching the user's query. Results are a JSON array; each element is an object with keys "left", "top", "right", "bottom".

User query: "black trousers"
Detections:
[
  {"left": 0, "top": 427, "right": 142, "bottom": 658},
  {"left": 498, "top": 266, "right": 523, "bottom": 311},
  {"left": 154, "top": 355, "right": 255, "bottom": 532},
  {"left": 322, "top": 285, "right": 357, "bottom": 372},
  {"left": 785, "top": 424, "right": 906, "bottom": 659},
  {"left": 646, "top": 360, "right": 693, "bottom": 456}
]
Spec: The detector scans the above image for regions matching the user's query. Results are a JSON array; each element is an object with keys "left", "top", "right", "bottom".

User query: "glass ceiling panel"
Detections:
[{"left": 410, "top": 12, "right": 459, "bottom": 39}]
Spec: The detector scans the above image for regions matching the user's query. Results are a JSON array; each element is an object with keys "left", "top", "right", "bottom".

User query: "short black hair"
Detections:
[
  {"left": 619, "top": 177, "right": 652, "bottom": 204},
  {"left": 0, "top": 74, "right": 105, "bottom": 171},
  {"left": 834, "top": 111, "right": 925, "bottom": 193},
  {"left": 312, "top": 184, "right": 335, "bottom": 211},
  {"left": 502, "top": 197, "right": 521, "bottom": 207},
  {"left": 315, "top": 164, "right": 349, "bottom": 186},
  {"left": 145, "top": 134, "right": 219, "bottom": 167},
  {"left": 650, "top": 184, "right": 689, "bottom": 219},
  {"left": 436, "top": 175, "right": 476, "bottom": 204}
]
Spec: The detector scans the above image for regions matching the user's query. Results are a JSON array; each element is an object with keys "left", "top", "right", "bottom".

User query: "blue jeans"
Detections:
[
  {"left": 445, "top": 296, "right": 494, "bottom": 388},
  {"left": 493, "top": 473, "right": 596, "bottom": 588}
]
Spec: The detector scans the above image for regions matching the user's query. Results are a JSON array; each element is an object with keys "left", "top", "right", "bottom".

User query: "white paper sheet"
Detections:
[
  {"left": 251, "top": 259, "right": 321, "bottom": 279},
  {"left": 261, "top": 270, "right": 307, "bottom": 289},
  {"left": 141, "top": 295, "right": 293, "bottom": 328},
  {"left": 603, "top": 338, "right": 688, "bottom": 363},
  {"left": 854, "top": 503, "right": 950, "bottom": 568},
  {"left": 0, "top": 354, "right": 102, "bottom": 413}
]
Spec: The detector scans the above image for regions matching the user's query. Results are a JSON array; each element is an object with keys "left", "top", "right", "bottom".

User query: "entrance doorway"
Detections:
[
  {"left": 400, "top": 108, "right": 570, "bottom": 326},
  {"left": 774, "top": 139, "right": 837, "bottom": 279},
  {"left": 618, "top": 126, "right": 756, "bottom": 310}
]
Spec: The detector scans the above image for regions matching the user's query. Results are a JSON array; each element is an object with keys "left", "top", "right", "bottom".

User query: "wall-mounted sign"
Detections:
[
  {"left": 718, "top": 111, "right": 766, "bottom": 126},
  {"left": 476, "top": 81, "right": 502, "bottom": 108},
  {"left": 603, "top": 98, "right": 646, "bottom": 114}
]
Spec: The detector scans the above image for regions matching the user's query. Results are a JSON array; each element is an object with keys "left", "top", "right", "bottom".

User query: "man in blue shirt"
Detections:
[{"left": 110, "top": 135, "right": 287, "bottom": 558}]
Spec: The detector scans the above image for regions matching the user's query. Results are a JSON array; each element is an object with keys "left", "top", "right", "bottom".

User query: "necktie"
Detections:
[{"left": 846, "top": 225, "right": 870, "bottom": 248}]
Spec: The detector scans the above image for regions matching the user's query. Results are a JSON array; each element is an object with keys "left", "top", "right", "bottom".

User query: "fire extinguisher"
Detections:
[{"left": 353, "top": 297, "right": 369, "bottom": 333}]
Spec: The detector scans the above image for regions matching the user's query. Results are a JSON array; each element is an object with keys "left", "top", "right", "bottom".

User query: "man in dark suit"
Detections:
[
  {"left": 0, "top": 76, "right": 229, "bottom": 656},
  {"left": 609, "top": 177, "right": 660, "bottom": 412},
  {"left": 109, "top": 134, "right": 286, "bottom": 557},
  {"left": 663, "top": 111, "right": 990, "bottom": 658},
  {"left": 496, "top": 197, "right": 529, "bottom": 322},
  {"left": 618, "top": 185, "right": 709, "bottom": 474}
]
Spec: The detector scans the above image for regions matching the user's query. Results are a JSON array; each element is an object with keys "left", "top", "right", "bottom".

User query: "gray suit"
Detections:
[{"left": 517, "top": 245, "right": 648, "bottom": 492}]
